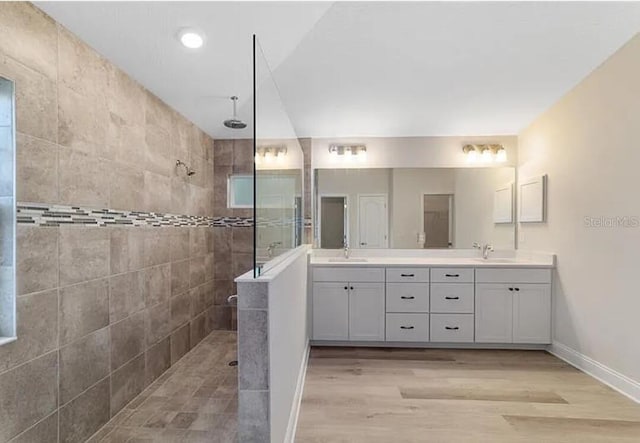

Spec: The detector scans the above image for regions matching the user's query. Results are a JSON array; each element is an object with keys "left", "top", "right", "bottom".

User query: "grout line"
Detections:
[
  {"left": 58, "top": 374, "right": 111, "bottom": 410},
  {"left": 7, "top": 409, "right": 58, "bottom": 443}
]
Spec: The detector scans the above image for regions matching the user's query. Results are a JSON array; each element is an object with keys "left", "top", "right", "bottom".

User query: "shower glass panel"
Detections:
[
  {"left": 253, "top": 36, "right": 304, "bottom": 277},
  {"left": 0, "top": 77, "right": 16, "bottom": 340}
]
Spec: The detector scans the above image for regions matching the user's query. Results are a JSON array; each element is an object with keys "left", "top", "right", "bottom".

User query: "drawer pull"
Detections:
[
  {"left": 445, "top": 296, "right": 460, "bottom": 300},
  {"left": 350, "top": 286, "right": 354, "bottom": 290},
  {"left": 344, "top": 286, "right": 348, "bottom": 290},
  {"left": 400, "top": 273, "right": 415, "bottom": 277},
  {"left": 445, "top": 326, "right": 460, "bottom": 330},
  {"left": 400, "top": 326, "right": 415, "bottom": 330},
  {"left": 445, "top": 273, "right": 460, "bottom": 277},
  {"left": 514, "top": 287, "right": 520, "bottom": 291},
  {"left": 400, "top": 296, "right": 415, "bottom": 300}
]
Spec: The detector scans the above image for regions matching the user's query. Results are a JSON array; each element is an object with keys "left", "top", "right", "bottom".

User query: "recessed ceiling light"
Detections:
[{"left": 178, "top": 28, "right": 204, "bottom": 49}]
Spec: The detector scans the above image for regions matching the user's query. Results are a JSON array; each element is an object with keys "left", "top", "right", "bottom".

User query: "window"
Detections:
[
  {"left": 0, "top": 76, "right": 16, "bottom": 343},
  {"left": 227, "top": 175, "right": 253, "bottom": 208}
]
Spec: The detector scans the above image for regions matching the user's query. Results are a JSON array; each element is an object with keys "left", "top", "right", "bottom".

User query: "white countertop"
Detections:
[{"left": 310, "top": 249, "right": 555, "bottom": 268}]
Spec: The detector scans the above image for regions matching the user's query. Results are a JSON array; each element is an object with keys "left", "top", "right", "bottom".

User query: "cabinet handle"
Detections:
[
  {"left": 445, "top": 273, "right": 459, "bottom": 277},
  {"left": 344, "top": 286, "right": 348, "bottom": 290},
  {"left": 508, "top": 287, "right": 514, "bottom": 291},
  {"left": 400, "top": 296, "right": 415, "bottom": 300},
  {"left": 400, "top": 273, "right": 415, "bottom": 277},
  {"left": 445, "top": 326, "right": 460, "bottom": 330},
  {"left": 515, "top": 287, "right": 520, "bottom": 291},
  {"left": 350, "top": 286, "right": 354, "bottom": 291},
  {"left": 400, "top": 326, "right": 415, "bottom": 330},
  {"left": 445, "top": 296, "right": 459, "bottom": 300}
]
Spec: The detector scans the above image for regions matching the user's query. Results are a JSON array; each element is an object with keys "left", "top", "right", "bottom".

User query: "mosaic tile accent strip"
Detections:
[{"left": 16, "top": 203, "right": 254, "bottom": 228}]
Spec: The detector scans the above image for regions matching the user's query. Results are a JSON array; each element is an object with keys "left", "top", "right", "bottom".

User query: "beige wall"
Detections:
[
  {"left": 518, "top": 34, "right": 640, "bottom": 384},
  {"left": 0, "top": 4, "right": 224, "bottom": 442},
  {"left": 454, "top": 168, "right": 515, "bottom": 249},
  {"left": 391, "top": 168, "right": 455, "bottom": 248}
]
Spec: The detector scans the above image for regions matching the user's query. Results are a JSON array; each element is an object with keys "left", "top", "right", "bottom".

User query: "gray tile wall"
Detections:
[
  {"left": 0, "top": 3, "right": 228, "bottom": 442},
  {"left": 213, "top": 139, "right": 255, "bottom": 331}
]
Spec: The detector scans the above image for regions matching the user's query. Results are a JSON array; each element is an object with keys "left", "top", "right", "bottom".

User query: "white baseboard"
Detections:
[
  {"left": 548, "top": 341, "right": 640, "bottom": 404},
  {"left": 285, "top": 341, "right": 310, "bottom": 443}
]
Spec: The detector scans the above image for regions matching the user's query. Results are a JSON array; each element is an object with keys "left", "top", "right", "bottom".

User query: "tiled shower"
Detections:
[{"left": 0, "top": 3, "right": 244, "bottom": 442}]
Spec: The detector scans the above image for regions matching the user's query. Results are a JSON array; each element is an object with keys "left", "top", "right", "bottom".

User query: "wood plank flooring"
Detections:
[{"left": 296, "top": 347, "right": 640, "bottom": 442}]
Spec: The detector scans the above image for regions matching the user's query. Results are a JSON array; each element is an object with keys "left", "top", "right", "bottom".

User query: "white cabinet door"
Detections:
[
  {"left": 313, "top": 283, "right": 349, "bottom": 340},
  {"left": 349, "top": 283, "right": 385, "bottom": 341},
  {"left": 475, "top": 284, "right": 513, "bottom": 343},
  {"left": 513, "top": 284, "right": 551, "bottom": 344}
]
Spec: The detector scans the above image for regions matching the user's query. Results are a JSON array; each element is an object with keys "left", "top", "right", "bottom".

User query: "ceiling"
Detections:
[{"left": 38, "top": 2, "right": 640, "bottom": 139}]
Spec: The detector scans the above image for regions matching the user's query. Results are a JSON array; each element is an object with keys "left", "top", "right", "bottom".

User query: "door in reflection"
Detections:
[
  {"left": 320, "top": 196, "right": 346, "bottom": 248},
  {"left": 423, "top": 194, "right": 453, "bottom": 248}
]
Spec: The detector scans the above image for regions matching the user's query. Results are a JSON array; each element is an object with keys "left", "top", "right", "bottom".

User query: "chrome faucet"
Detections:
[
  {"left": 343, "top": 236, "right": 350, "bottom": 259},
  {"left": 473, "top": 242, "right": 494, "bottom": 259}
]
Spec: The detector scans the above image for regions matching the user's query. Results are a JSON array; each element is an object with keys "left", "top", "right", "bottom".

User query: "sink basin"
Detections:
[
  {"left": 328, "top": 258, "right": 368, "bottom": 263},
  {"left": 473, "top": 258, "right": 518, "bottom": 264}
]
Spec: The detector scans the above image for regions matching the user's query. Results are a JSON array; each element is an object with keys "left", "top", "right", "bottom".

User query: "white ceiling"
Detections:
[{"left": 38, "top": 2, "right": 640, "bottom": 139}]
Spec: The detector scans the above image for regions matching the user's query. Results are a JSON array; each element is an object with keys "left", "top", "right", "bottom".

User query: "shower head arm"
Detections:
[{"left": 176, "top": 159, "right": 195, "bottom": 176}]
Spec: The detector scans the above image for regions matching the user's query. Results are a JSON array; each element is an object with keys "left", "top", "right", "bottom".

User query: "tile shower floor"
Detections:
[{"left": 92, "top": 331, "right": 238, "bottom": 442}]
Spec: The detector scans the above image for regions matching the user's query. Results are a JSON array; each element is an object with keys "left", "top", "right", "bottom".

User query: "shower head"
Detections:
[
  {"left": 223, "top": 96, "right": 247, "bottom": 129},
  {"left": 176, "top": 160, "right": 196, "bottom": 177}
]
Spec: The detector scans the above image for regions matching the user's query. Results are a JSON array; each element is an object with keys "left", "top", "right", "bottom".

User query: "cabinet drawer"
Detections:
[
  {"left": 431, "top": 268, "right": 474, "bottom": 283},
  {"left": 386, "top": 268, "right": 430, "bottom": 283},
  {"left": 386, "top": 283, "right": 429, "bottom": 313},
  {"left": 313, "top": 267, "right": 385, "bottom": 282},
  {"left": 476, "top": 268, "right": 551, "bottom": 284},
  {"left": 430, "top": 284, "right": 474, "bottom": 313},
  {"left": 430, "top": 314, "right": 474, "bottom": 342},
  {"left": 386, "top": 314, "right": 429, "bottom": 342}
]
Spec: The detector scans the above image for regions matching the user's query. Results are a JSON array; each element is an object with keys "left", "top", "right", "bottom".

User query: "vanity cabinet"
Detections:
[
  {"left": 312, "top": 268, "right": 385, "bottom": 341},
  {"left": 475, "top": 283, "right": 551, "bottom": 344},
  {"left": 312, "top": 264, "right": 552, "bottom": 346}
]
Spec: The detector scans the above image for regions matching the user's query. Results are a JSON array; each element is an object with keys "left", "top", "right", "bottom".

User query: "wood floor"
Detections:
[{"left": 296, "top": 347, "right": 640, "bottom": 442}]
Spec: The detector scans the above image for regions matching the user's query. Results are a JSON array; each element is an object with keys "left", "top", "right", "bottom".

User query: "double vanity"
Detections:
[{"left": 309, "top": 251, "right": 554, "bottom": 347}]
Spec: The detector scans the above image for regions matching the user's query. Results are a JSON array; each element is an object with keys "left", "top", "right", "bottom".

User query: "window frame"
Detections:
[{"left": 227, "top": 174, "right": 254, "bottom": 209}]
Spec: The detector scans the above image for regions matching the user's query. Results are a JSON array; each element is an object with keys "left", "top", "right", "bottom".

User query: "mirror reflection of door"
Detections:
[
  {"left": 423, "top": 194, "right": 453, "bottom": 248},
  {"left": 320, "top": 196, "right": 346, "bottom": 248},
  {"left": 358, "top": 194, "right": 388, "bottom": 248}
]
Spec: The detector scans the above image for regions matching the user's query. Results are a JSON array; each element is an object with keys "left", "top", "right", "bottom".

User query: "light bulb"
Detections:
[
  {"left": 264, "top": 151, "right": 274, "bottom": 163},
  {"left": 329, "top": 149, "right": 338, "bottom": 161},
  {"left": 495, "top": 148, "right": 507, "bottom": 162},
  {"left": 344, "top": 148, "right": 353, "bottom": 162},
  {"left": 481, "top": 148, "right": 493, "bottom": 163},
  {"left": 276, "top": 150, "right": 285, "bottom": 163},
  {"left": 358, "top": 150, "right": 367, "bottom": 162},
  {"left": 466, "top": 149, "right": 478, "bottom": 163}
]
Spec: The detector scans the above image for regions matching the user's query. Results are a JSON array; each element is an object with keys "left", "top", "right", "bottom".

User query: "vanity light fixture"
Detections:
[
  {"left": 463, "top": 144, "right": 507, "bottom": 164},
  {"left": 328, "top": 144, "right": 367, "bottom": 162},
  {"left": 255, "top": 145, "right": 287, "bottom": 165},
  {"left": 177, "top": 28, "right": 204, "bottom": 49}
]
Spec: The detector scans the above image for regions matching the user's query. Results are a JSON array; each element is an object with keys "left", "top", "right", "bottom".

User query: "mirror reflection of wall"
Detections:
[
  {"left": 315, "top": 167, "right": 515, "bottom": 249},
  {"left": 255, "top": 171, "right": 303, "bottom": 263}
]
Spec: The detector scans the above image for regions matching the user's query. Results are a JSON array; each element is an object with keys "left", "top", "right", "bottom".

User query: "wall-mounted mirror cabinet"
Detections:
[{"left": 314, "top": 167, "right": 515, "bottom": 250}]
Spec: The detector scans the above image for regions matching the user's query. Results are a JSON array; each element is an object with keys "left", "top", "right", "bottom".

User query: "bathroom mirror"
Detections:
[{"left": 314, "top": 167, "right": 516, "bottom": 249}]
